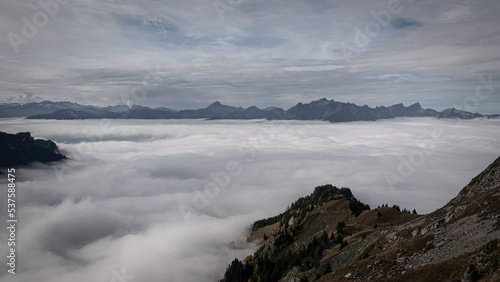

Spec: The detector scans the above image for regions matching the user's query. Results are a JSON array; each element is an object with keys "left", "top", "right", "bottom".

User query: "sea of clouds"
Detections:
[{"left": 0, "top": 117, "right": 499, "bottom": 282}]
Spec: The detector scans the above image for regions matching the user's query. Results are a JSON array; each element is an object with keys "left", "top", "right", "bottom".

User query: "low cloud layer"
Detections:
[{"left": 0, "top": 117, "right": 499, "bottom": 281}]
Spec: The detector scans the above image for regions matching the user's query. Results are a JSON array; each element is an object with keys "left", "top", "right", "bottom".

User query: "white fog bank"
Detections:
[{"left": 0, "top": 117, "right": 499, "bottom": 282}]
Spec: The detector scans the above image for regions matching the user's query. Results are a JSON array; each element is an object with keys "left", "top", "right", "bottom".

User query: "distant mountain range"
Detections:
[{"left": 0, "top": 99, "right": 497, "bottom": 122}]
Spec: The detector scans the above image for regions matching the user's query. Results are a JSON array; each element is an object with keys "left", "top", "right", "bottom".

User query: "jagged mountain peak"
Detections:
[
  {"left": 313, "top": 97, "right": 332, "bottom": 103},
  {"left": 208, "top": 101, "right": 223, "bottom": 107},
  {"left": 246, "top": 105, "right": 261, "bottom": 111},
  {"left": 206, "top": 101, "right": 242, "bottom": 111},
  {"left": 439, "top": 107, "right": 483, "bottom": 119}
]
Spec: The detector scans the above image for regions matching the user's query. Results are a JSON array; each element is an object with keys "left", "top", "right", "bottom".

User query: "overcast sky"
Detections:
[{"left": 0, "top": 0, "right": 499, "bottom": 112}]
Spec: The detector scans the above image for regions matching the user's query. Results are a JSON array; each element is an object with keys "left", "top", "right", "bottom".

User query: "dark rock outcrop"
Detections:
[{"left": 0, "top": 131, "right": 66, "bottom": 167}]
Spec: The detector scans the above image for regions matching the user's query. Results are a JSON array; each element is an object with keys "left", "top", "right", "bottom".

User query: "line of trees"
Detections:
[
  {"left": 378, "top": 204, "right": 417, "bottom": 214},
  {"left": 219, "top": 230, "right": 349, "bottom": 282}
]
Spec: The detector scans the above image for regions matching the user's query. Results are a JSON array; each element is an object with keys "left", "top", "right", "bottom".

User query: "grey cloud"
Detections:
[
  {"left": 0, "top": 0, "right": 499, "bottom": 112},
  {"left": 391, "top": 18, "right": 422, "bottom": 29}
]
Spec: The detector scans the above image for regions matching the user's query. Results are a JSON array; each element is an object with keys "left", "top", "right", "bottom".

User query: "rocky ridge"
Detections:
[{"left": 220, "top": 156, "right": 500, "bottom": 282}]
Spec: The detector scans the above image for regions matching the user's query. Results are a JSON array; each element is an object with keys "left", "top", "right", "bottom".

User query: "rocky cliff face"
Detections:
[
  {"left": 452, "top": 157, "right": 500, "bottom": 204},
  {"left": 0, "top": 131, "right": 66, "bottom": 167},
  {"left": 220, "top": 157, "right": 500, "bottom": 282}
]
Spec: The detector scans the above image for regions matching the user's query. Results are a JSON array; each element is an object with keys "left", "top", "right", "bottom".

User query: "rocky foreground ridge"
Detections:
[
  {"left": 220, "top": 157, "right": 500, "bottom": 281},
  {"left": 0, "top": 131, "right": 66, "bottom": 168}
]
